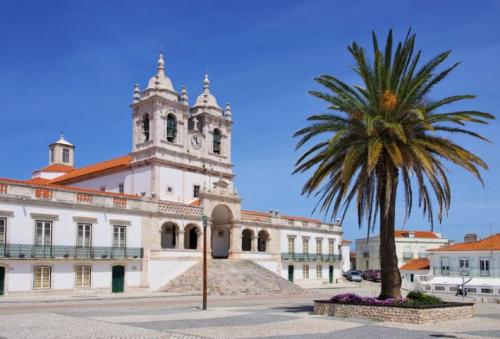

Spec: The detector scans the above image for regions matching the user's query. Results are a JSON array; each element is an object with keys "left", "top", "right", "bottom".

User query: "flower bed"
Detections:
[{"left": 313, "top": 293, "right": 474, "bottom": 324}]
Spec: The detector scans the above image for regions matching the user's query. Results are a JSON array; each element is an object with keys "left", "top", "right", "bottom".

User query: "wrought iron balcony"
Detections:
[
  {"left": 0, "top": 244, "right": 143, "bottom": 260},
  {"left": 281, "top": 253, "right": 342, "bottom": 262}
]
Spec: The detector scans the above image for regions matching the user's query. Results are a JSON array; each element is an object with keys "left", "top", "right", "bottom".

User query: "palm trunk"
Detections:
[{"left": 377, "top": 164, "right": 401, "bottom": 299}]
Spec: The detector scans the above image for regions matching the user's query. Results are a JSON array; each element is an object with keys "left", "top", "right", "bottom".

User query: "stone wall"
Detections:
[{"left": 313, "top": 301, "right": 474, "bottom": 324}]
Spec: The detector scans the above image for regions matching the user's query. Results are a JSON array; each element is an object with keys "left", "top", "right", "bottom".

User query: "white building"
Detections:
[
  {"left": 355, "top": 230, "right": 449, "bottom": 271},
  {"left": 0, "top": 54, "right": 344, "bottom": 296},
  {"left": 416, "top": 233, "right": 500, "bottom": 297}
]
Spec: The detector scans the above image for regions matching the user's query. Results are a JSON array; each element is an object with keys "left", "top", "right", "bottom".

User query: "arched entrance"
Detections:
[
  {"left": 241, "top": 229, "right": 253, "bottom": 252},
  {"left": 211, "top": 204, "right": 233, "bottom": 259},
  {"left": 161, "top": 222, "right": 179, "bottom": 249},
  {"left": 184, "top": 224, "right": 200, "bottom": 250},
  {"left": 257, "top": 230, "right": 270, "bottom": 252}
]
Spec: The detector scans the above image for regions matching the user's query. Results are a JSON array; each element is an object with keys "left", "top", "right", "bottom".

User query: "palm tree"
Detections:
[{"left": 293, "top": 29, "right": 494, "bottom": 299}]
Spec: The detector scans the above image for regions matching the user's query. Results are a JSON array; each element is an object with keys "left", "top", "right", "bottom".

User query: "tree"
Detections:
[{"left": 293, "top": 29, "right": 494, "bottom": 299}]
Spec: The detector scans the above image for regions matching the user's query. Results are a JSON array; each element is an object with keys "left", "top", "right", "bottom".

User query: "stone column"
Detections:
[
  {"left": 178, "top": 231, "right": 185, "bottom": 250},
  {"left": 251, "top": 236, "right": 257, "bottom": 252}
]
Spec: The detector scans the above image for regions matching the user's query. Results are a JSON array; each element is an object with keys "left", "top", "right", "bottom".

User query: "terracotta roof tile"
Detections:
[
  {"left": 400, "top": 258, "right": 430, "bottom": 270},
  {"left": 394, "top": 230, "right": 440, "bottom": 239},
  {"left": 429, "top": 234, "right": 500, "bottom": 252},
  {"left": 38, "top": 164, "right": 74, "bottom": 173},
  {"left": 50, "top": 155, "right": 131, "bottom": 184},
  {"left": 27, "top": 177, "right": 51, "bottom": 184}
]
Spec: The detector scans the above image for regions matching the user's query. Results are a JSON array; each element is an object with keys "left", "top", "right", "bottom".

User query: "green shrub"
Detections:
[{"left": 405, "top": 291, "right": 443, "bottom": 305}]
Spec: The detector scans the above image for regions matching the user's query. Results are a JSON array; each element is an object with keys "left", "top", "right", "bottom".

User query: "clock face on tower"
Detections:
[{"left": 191, "top": 134, "right": 203, "bottom": 150}]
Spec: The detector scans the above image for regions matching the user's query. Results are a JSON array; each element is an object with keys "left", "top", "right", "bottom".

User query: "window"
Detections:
[
  {"left": 118, "top": 183, "right": 124, "bottom": 194},
  {"left": 410, "top": 274, "right": 414, "bottom": 283},
  {"left": 35, "top": 221, "right": 52, "bottom": 246},
  {"left": 50, "top": 148, "right": 54, "bottom": 163},
  {"left": 288, "top": 237, "right": 295, "bottom": 254},
  {"left": 166, "top": 114, "right": 177, "bottom": 142},
  {"left": 316, "top": 239, "right": 322, "bottom": 255},
  {"left": 440, "top": 257, "right": 450, "bottom": 275},
  {"left": 113, "top": 226, "right": 126, "bottom": 248},
  {"left": 213, "top": 128, "right": 221, "bottom": 154},
  {"left": 459, "top": 257, "right": 470, "bottom": 269},
  {"left": 166, "top": 186, "right": 173, "bottom": 194},
  {"left": 0, "top": 218, "right": 5, "bottom": 245},
  {"left": 75, "top": 265, "right": 91, "bottom": 288},
  {"left": 434, "top": 286, "right": 446, "bottom": 291},
  {"left": 62, "top": 148, "right": 70, "bottom": 163},
  {"left": 193, "top": 185, "right": 200, "bottom": 198},
  {"left": 303, "top": 265, "right": 309, "bottom": 279},
  {"left": 141, "top": 114, "right": 150, "bottom": 141},
  {"left": 302, "top": 238, "right": 309, "bottom": 254},
  {"left": 480, "top": 258, "right": 490, "bottom": 276},
  {"left": 481, "top": 288, "right": 493, "bottom": 294},
  {"left": 328, "top": 239, "right": 334, "bottom": 255},
  {"left": 100, "top": 186, "right": 106, "bottom": 192},
  {"left": 316, "top": 265, "right": 322, "bottom": 278},
  {"left": 77, "top": 223, "right": 92, "bottom": 248},
  {"left": 34, "top": 266, "right": 51, "bottom": 289}
]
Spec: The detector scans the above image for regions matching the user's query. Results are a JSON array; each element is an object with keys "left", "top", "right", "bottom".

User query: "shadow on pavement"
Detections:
[{"left": 271, "top": 305, "right": 314, "bottom": 314}]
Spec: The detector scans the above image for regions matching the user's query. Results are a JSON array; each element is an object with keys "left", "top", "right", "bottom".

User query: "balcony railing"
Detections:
[
  {"left": 432, "top": 267, "right": 500, "bottom": 278},
  {"left": 0, "top": 244, "right": 143, "bottom": 260},
  {"left": 281, "top": 253, "right": 341, "bottom": 262},
  {"left": 402, "top": 251, "right": 414, "bottom": 259}
]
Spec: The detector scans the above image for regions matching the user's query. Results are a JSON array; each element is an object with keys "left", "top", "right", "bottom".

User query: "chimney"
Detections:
[{"left": 464, "top": 233, "right": 477, "bottom": 243}]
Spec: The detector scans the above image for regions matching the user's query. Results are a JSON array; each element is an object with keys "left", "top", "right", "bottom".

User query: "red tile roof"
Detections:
[
  {"left": 394, "top": 230, "right": 440, "bottom": 239},
  {"left": 50, "top": 155, "right": 132, "bottom": 184},
  {"left": 38, "top": 164, "right": 74, "bottom": 173},
  {"left": 400, "top": 258, "right": 430, "bottom": 271},
  {"left": 342, "top": 240, "right": 352, "bottom": 244},
  {"left": 429, "top": 234, "right": 500, "bottom": 252},
  {"left": 241, "top": 210, "right": 323, "bottom": 224},
  {"left": 27, "top": 177, "right": 51, "bottom": 184}
]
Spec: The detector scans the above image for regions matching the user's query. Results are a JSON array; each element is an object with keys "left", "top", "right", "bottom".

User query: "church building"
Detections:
[{"left": 0, "top": 54, "right": 345, "bottom": 296}]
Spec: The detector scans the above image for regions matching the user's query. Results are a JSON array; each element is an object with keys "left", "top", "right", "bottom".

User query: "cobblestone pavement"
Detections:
[{"left": 0, "top": 287, "right": 499, "bottom": 338}]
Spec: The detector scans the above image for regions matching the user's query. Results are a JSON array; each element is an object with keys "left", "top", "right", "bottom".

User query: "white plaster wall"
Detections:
[
  {"left": 158, "top": 166, "right": 232, "bottom": 203},
  {"left": 253, "top": 260, "right": 279, "bottom": 274},
  {"left": 149, "top": 260, "right": 198, "bottom": 291},
  {"left": 0, "top": 201, "right": 141, "bottom": 248},
  {"left": 280, "top": 229, "right": 341, "bottom": 255},
  {"left": 5, "top": 262, "right": 32, "bottom": 291},
  {"left": 341, "top": 245, "right": 351, "bottom": 272}
]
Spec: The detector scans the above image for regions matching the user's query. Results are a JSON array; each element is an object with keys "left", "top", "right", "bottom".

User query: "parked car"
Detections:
[
  {"left": 364, "top": 269, "right": 381, "bottom": 282},
  {"left": 345, "top": 270, "right": 363, "bottom": 282}
]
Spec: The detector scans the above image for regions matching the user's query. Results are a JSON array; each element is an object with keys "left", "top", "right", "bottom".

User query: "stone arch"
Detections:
[
  {"left": 211, "top": 204, "right": 233, "bottom": 259},
  {"left": 257, "top": 230, "right": 270, "bottom": 252},
  {"left": 166, "top": 113, "right": 177, "bottom": 142},
  {"left": 141, "top": 113, "right": 150, "bottom": 141},
  {"left": 241, "top": 229, "right": 254, "bottom": 252},
  {"left": 161, "top": 222, "right": 179, "bottom": 249},
  {"left": 184, "top": 224, "right": 201, "bottom": 250}
]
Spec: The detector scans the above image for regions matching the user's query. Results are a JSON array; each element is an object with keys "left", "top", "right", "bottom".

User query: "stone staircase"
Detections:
[{"left": 162, "top": 259, "right": 306, "bottom": 296}]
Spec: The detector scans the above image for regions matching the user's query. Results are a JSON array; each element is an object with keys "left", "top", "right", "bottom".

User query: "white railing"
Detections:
[{"left": 158, "top": 201, "right": 203, "bottom": 216}]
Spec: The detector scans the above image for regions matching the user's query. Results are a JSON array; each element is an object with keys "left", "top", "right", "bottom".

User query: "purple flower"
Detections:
[{"left": 330, "top": 293, "right": 405, "bottom": 305}]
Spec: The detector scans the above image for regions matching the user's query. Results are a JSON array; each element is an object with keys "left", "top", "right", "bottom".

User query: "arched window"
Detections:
[
  {"left": 166, "top": 114, "right": 177, "bottom": 142},
  {"left": 258, "top": 230, "right": 269, "bottom": 252},
  {"left": 161, "top": 222, "right": 179, "bottom": 249},
  {"left": 242, "top": 229, "right": 253, "bottom": 252},
  {"left": 141, "top": 114, "right": 150, "bottom": 141},
  {"left": 213, "top": 128, "right": 221, "bottom": 154}
]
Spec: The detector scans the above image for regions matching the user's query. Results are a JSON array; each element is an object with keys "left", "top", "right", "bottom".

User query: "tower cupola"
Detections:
[
  {"left": 194, "top": 72, "right": 220, "bottom": 109},
  {"left": 49, "top": 134, "right": 75, "bottom": 167}
]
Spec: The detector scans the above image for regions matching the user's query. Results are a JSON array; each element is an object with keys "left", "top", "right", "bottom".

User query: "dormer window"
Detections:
[
  {"left": 62, "top": 148, "right": 70, "bottom": 163},
  {"left": 141, "top": 114, "right": 150, "bottom": 141},
  {"left": 213, "top": 128, "right": 221, "bottom": 154},
  {"left": 166, "top": 114, "right": 177, "bottom": 142}
]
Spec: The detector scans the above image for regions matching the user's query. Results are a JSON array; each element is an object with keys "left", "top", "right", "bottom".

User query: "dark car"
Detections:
[
  {"left": 364, "top": 269, "right": 381, "bottom": 282},
  {"left": 345, "top": 270, "right": 363, "bottom": 282}
]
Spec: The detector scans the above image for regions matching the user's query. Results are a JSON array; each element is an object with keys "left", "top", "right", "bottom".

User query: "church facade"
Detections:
[{"left": 0, "top": 54, "right": 345, "bottom": 296}]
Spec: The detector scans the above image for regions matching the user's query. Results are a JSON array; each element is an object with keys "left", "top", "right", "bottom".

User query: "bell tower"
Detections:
[{"left": 128, "top": 53, "right": 234, "bottom": 202}]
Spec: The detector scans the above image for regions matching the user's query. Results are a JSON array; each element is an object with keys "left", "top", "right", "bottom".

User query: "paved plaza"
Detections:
[{"left": 0, "top": 285, "right": 499, "bottom": 339}]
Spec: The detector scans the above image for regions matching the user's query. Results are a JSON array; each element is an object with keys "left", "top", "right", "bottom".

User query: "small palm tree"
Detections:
[{"left": 294, "top": 29, "right": 494, "bottom": 299}]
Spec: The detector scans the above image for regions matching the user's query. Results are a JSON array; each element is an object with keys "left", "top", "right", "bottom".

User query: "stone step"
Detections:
[{"left": 161, "top": 259, "right": 306, "bottom": 296}]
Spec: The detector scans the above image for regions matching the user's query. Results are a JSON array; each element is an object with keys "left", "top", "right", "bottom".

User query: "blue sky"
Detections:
[{"left": 0, "top": 0, "right": 499, "bottom": 244}]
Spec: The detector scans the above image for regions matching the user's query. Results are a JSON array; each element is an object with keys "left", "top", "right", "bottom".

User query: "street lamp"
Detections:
[{"left": 202, "top": 214, "right": 208, "bottom": 310}]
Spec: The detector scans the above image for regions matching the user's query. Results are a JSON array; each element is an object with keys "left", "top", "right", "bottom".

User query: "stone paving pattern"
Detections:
[{"left": 0, "top": 285, "right": 499, "bottom": 338}]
